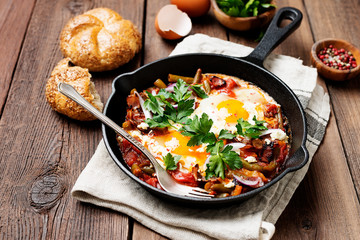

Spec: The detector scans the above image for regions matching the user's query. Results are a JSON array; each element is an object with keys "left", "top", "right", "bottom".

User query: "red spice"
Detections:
[{"left": 317, "top": 45, "right": 357, "bottom": 70}]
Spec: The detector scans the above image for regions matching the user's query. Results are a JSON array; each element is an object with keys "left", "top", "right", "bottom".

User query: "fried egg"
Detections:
[
  {"left": 129, "top": 128, "right": 209, "bottom": 171},
  {"left": 193, "top": 85, "right": 275, "bottom": 135}
]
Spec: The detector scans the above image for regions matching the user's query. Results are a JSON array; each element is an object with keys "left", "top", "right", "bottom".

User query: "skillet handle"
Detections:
[
  {"left": 286, "top": 145, "right": 309, "bottom": 170},
  {"left": 243, "top": 7, "right": 303, "bottom": 67}
]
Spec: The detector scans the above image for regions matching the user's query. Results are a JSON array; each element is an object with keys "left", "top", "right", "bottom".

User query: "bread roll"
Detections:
[
  {"left": 46, "top": 58, "right": 103, "bottom": 121},
  {"left": 60, "top": 8, "right": 142, "bottom": 72}
]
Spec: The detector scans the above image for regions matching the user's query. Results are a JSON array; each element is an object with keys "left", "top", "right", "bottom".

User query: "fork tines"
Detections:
[{"left": 187, "top": 187, "right": 215, "bottom": 198}]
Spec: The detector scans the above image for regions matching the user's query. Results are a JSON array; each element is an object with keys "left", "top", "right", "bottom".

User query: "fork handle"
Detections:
[{"left": 57, "top": 83, "right": 163, "bottom": 171}]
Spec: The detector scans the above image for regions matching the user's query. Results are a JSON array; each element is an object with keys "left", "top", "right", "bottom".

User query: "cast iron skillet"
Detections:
[{"left": 102, "top": 7, "right": 309, "bottom": 206}]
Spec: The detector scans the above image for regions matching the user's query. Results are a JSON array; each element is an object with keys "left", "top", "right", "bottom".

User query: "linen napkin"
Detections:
[{"left": 72, "top": 34, "right": 330, "bottom": 240}]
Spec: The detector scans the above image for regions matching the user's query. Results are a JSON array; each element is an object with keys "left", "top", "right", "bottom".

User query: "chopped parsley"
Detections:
[
  {"left": 218, "top": 129, "right": 237, "bottom": 140},
  {"left": 205, "top": 141, "right": 242, "bottom": 179},
  {"left": 171, "top": 79, "right": 192, "bottom": 102},
  {"left": 163, "top": 153, "right": 181, "bottom": 170},
  {"left": 179, "top": 113, "right": 242, "bottom": 179},
  {"left": 144, "top": 91, "right": 165, "bottom": 116},
  {"left": 141, "top": 79, "right": 269, "bottom": 179},
  {"left": 236, "top": 116, "right": 268, "bottom": 138},
  {"left": 171, "top": 99, "right": 195, "bottom": 123},
  {"left": 179, "top": 113, "right": 217, "bottom": 146},
  {"left": 145, "top": 115, "right": 171, "bottom": 128},
  {"left": 190, "top": 84, "right": 208, "bottom": 99},
  {"left": 216, "top": 0, "right": 276, "bottom": 18},
  {"left": 143, "top": 79, "right": 207, "bottom": 127}
]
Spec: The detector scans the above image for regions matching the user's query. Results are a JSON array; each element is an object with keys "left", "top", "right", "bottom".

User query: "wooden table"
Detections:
[{"left": 1, "top": 0, "right": 360, "bottom": 239}]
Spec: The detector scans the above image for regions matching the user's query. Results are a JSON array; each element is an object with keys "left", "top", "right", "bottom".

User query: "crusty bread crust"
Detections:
[
  {"left": 45, "top": 58, "right": 103, "bottom": 121},
  {"left": 60, "top": 8, "right": 141, "bottom": 72}
]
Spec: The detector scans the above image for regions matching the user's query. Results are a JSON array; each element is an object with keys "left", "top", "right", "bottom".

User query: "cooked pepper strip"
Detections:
[
  {"left": 241, "top": 159, "right": 277, "bottom": 172},
  {"left": 168, "top": 74, "right": 194, "bottom": 84},
  {"left": 232, "top": 185, "right": 243, "bottom": 196},
  {"left": 193, "top": 68, "right": 202, "bottom": 84}
]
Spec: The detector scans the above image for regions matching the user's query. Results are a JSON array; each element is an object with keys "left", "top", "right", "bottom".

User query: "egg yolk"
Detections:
[
  {"left": 156, "top": 131, "right": 209, "bottom": 167},
  {"left": 217, "top": 99, "right": 249, "bottom": 122}
]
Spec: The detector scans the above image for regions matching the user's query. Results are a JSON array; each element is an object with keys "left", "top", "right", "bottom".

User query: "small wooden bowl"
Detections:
[
  {"left": 210, "top": 0, "right": 276, "bottom": 31},
  {"left": 310, "top": 39, "right": 360, "bottom": 81}
]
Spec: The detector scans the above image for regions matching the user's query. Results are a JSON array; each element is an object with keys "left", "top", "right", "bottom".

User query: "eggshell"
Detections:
[
  {"left": 155, "top": 5, "right": 192, "bottom": 40},
  {"left": 171, "top": 0, "right": 210, "bottom": 17}
]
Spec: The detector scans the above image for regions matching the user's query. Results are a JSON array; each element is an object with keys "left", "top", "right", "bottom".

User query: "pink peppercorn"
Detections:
[{"left": 318, "top": 45, "right": 357, "bottom": 70}]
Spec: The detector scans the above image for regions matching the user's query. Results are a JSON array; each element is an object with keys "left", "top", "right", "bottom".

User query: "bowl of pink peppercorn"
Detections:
[{"left": 311, "top": 38, "right": 360, "bottom": 81}]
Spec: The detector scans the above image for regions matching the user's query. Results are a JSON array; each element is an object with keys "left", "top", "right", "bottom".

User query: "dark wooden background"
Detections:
[{"left": 1, "top": 0, "right": 360, "bottom": 239}]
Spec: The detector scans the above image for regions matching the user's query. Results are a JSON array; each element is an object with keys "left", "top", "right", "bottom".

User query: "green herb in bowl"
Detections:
[{"left": 216, "top": 0, "right": 276, "bottom": 17}]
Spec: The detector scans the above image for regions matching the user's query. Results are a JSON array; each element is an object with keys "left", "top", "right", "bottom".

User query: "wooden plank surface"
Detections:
[
  {"left": 1, "top": 0, "right": 360, "bottom": 239},
  {"left": 0, "top": 0, "right": 35, "bottom": 115},
  {"left": 0, "top": 0, "right": 143, "bottom": 239},
  {"left": 305, "top": 0, "right": 360, "bottom": 198}
]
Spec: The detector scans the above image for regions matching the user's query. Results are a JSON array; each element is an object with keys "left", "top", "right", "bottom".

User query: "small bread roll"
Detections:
[
  {"left": 60, "top": 8, "right": 142, "bottom": 72},
  {"left": 46, "top": 58, "right": 103, "bottom": 121}
]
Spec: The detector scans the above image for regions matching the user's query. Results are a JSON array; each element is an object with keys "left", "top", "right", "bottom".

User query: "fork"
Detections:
[{"left": 58, "top": 83, "right": 213, "bottom": 199}]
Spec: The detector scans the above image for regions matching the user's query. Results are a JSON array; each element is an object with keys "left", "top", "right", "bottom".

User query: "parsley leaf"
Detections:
[
  {"left": 236, "top": 116, "right": 268, "bottom": 138},
  {"left": 206, "top": 138, "right": 223, "bottom": 155},
  {"left": 180, "top": 113, "right": 217, "bottom": 146},
  {"left": 190, "top": 84, "right": 208, "bottom": 99},
  {"left": 144, "top": 91, "right": 165, "bottom": 116},
  {"left": 145, "top": 115, "right": 171, "bottom": 128},
  {"left": 221, "top": 145, "right": 242, "bottom": 170},
  {"left": 142, "top": 79, "right": 196, "bottom": 127},
  {"left": 163, "top": 104, "right": 177, "bottom": 123},
  {"left": 157, "top": 88, "right": 173, "bottom": 99},
  {"left": 218, "top": 129, "right": 236, "bottom": 140},
  {"left": 161, "top": 99, "right": 194, "bottom": 125},
  {"left": 177, "top": 99, "right": 195, "bottom": 121},
  {"left": 171, "top": 79, "right": 192, "bottom": 102},
  {"left": 178, "top": 112, "right": 242, "bottom": 179},
  {"left": 206, "top": 155, "right": 224, "bottom": 179},
  {"left": 216, "top": 0, "right": 275, "bottom": 17},
  {"left": 163, "top": 153, "right": 181, "bottom": 170},
  {"left": 205, "top": 141, "right": 242, "bottom": 179}
]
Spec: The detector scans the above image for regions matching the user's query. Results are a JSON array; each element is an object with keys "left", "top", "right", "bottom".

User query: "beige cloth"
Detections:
[{"left": 72, "top": 34, "right": 330, "bottom": 240}]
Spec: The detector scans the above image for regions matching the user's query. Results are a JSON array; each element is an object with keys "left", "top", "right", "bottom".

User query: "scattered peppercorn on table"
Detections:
[{"left": 1, "top": 0, "right": 360, "bottom": 239}]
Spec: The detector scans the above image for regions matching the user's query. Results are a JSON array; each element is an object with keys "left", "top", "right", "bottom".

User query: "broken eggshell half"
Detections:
[{"left": 155, "top": 5, "right": 192, "bottom": 40}]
